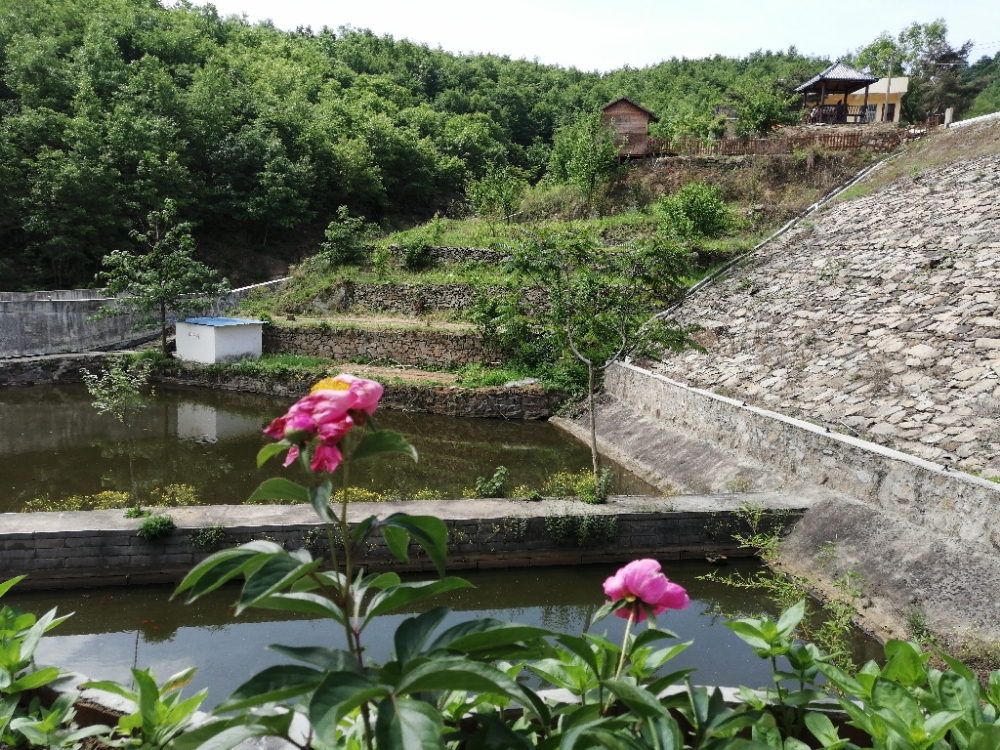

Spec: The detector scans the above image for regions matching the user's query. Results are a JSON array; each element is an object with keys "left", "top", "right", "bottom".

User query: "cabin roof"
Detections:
[{"left": 602, "top": 97, "right": 659, "bottom": 122}]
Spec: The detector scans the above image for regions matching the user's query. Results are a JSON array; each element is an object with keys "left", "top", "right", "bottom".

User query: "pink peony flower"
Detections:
[
  {"left": 603, "top": 559, "right": 690, "bottom": 622},
  {"left": 263, "top": 375, "right": 385, "bottom": 474},
  {"left": 311, "top": 443, "right": 344, "bottom": 473}
]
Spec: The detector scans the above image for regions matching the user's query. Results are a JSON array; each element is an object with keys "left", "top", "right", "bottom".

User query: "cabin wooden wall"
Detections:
[{"left": 603, "top": 101, "right": 651, "bottom": 157}]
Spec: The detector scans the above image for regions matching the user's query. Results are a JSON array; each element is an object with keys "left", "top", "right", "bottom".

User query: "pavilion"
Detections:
[{"left": 795, "top": 61, "right": 880, "bottom": 124}]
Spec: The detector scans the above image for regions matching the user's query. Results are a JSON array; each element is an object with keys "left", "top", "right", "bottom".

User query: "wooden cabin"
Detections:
[{"left": 602, "top": 97, "right": 658, "bottom": 158}]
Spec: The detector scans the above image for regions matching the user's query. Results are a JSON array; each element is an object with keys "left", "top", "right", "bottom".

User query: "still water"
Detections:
[
  {"left": 0, "top": 385, "right": 656, "bottom": 513},
  {"left": 4, "top": 562, "right": 882, "bottom": 708}
]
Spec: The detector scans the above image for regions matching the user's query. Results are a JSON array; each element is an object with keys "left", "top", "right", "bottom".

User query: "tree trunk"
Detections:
[
  {"left": 588, "top": 361, "right": 599, "bottom": 488},
  {"left": 160, "top": 301, "right": 167, "bottom": 356}
]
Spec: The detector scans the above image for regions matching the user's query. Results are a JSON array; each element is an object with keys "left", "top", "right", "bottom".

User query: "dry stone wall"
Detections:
[
  {"left": 263, "top": 324, "right": 492, "bottom": 367},
  {"left": 653, "top": 143, "right": 1000, "bottom": 475},
  {"left": 309, "top": 281, "right": 545, "bottom": 316}
]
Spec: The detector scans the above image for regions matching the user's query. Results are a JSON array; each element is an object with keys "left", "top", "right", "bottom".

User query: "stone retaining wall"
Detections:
[
  {"left": 0, "top": 353, "right": 111, "bottom": 386},
  {"left": 606, "top": 362, "right": 1000, "bottom": 547},
  {"left": 0, "top": 280, "right": 286, "bottom": 359},
  {"left": 263, "top": 324, "right": 492, "bottom": 367},
  {"left": 309, "top": 281, "right": 544, "bottom": 316},
  {"left": 153, "top": 369, "right": 565, "bottom": 419},
  {"left": 0, "top": 496, "right": 802, "bottom": 590}
]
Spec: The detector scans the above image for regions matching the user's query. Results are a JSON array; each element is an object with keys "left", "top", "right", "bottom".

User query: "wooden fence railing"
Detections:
[{"left": 647, "top": 130, "right": 904, "bottom": 157}]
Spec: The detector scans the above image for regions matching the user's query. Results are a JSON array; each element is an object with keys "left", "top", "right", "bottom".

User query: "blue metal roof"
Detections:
[{"left": 183, "top": 317, "right": 263, "bottom": 326}]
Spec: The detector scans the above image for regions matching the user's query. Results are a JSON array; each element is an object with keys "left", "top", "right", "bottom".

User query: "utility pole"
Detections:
[{"left": 882, "top": 53, "right": 895, "bottom": 122}]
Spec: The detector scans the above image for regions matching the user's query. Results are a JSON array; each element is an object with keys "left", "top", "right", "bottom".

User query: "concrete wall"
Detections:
[
  {"left": 0, "top": 496, "right": 801, "bottom": 590},
  {"left": 263, "top": 323, "right": 492, "bottom": 368},
  {"left": 605, "top": 362, "right": 1000, "bottom": 547},
  {"left": 0, "top": 280, "right": 284, "bottom": 359}
]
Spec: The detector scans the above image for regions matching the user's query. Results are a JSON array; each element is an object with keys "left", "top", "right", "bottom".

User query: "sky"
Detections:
[{"left": 190, "top": 0, "right": 1000, "bottom": 72}]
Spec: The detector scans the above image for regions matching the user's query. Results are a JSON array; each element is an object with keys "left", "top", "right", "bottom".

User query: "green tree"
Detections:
[
  {"left": 546, "top": 112, "right": 621, "bottom": 205},
  {"left": 96, "top": 200, "right": 229, "bottom": 355},
  {"left": 317, "top": 206, "right": 378, "bottom": 267},
  {"left": 467, "top": 164, "right": 527, "bottom": 234},
  {"left": 849, "top": 19, "right": 978, "bottom": 120},
  {"left": 501, "top": 229, "right": 698, "bottom": 494},
  {"left": 731, "top": 79, "right": 800, "bottom": 137}
]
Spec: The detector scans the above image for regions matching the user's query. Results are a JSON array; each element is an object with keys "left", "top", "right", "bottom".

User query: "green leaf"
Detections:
[
  {"left": 592, "top": 599, "right": 625, "bottom": 624},
  {"left": 173, "top": 541, "right": 284, "bottom": 599},
  {"left": 267, "top": 646, "right": 360, "bottom": 673},
  {"left": 881, "top": 640, "right": 928, "bottom": 687},
  {"left": 0, "top": 578, "right": 25, "bottom": 600},
  {"left": 236, "top": 555, "right": 322, "bottom": 614},
  {"left": 216, "top": 666, "right": 323, "bottom": 712},
  {"left": 602, "top": 679, "right": 670, "bottom": 719},
  {"left": 352, "top": 430, "right": 418, "bottom": 463},
  {"left": 969, "top": 724, "right": 1000, "bottom": 750},
  {"left": 631, "top": 627, "right": 679, "bottom": 652},
  {"left": 428, "top": 619, "right": 552, "bottom": 656},
  {"left": 394, "top": 607, "right": 451, "bottom": 665},
  {"left": 365, "top": 578, "right": 473, "bottom": 622},
  {"left": 378, "top": 515, "right": 449, "bottom": 577},
  {"left": 776, "top": 600, "right": 806, "bottom": 638},
  {"left": 247, "top": 477, "right": 309, "bottom": 505},
  {"left": 256, "top": 442, "right": 290, "bottom": 468},
  {"left": 250, "top": 593, "right": 346, "bottom": 623},
  {"left": 725, "top": 621, "right": 771, "bottom": 651},
  {"left": 556, "top": 634, "right": 601, "bottom": 677},
  {"left": 309, "top": 672, "right": 385, "bottom": 743},
  {"left": 6, "top": 667, "right": 60, "bottom": 693},
  {"left": 375, "top": 697, "right": 443, "bottom": 750},
  {"left": 308, "top": 482, "right": 335, "bottom": 525}
]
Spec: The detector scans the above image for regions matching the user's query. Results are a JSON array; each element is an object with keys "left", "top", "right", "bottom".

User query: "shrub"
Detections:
[
  {"left": 656, "top": 181, "right": 735, "bottom": 239},
  {"left": 318, "top": 206, "right": 377, "bottom": 267},
  {"left": 136, "top": 515, "right": 176, "bottom": 541},
  {"left": 475, "top": 466, "right": 509, "bottom": 498}
]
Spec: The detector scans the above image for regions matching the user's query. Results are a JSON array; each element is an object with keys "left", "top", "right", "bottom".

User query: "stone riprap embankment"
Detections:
[
  {"left": 309, "top": 281, "right": 544, "bottom": 316},
  {"left": 0, "top": 495, "right": 806, "bottom": 590},
  {"left": 263, "top": 323, "right": 492, "bottom": 367},
  {"left": 653, "top": 147, "right": 1000, "bottom": 476}
]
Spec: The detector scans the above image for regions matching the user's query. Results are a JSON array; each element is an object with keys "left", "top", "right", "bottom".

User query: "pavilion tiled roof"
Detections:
[{"left": 795, "top": 61, "right": 879, "bottom": 92}]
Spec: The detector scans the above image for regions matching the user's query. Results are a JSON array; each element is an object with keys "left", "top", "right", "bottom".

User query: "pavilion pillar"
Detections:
[
  {"left": 862, "top": 85, "right": 870, "bottom": 123},
  {"left": 819, "top": 82, "right": 827, "bottom": 121}
]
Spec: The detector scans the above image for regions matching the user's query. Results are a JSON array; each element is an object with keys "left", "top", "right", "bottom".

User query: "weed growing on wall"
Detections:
[
  {"left": 136, "top": 515, "right": 176, "bottom": 541},
  {"left": 189, "top": 524, "right": 227, "bottom": 550}
]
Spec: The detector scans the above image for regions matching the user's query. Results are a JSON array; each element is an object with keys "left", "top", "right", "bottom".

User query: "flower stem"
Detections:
[{"left": 603, "top": 607, "right": 636, "bottom": 714}]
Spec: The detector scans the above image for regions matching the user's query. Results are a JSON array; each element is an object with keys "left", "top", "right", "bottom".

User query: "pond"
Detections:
[
  {"left": 0, "top": 384, "right": 656, "bottom": 513},
  {"left": 4, "top": 562, "right": 882, "bottom": 709}
]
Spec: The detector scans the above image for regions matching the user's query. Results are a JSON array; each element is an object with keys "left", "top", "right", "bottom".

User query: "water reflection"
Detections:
[
  {"left": 0, "top": 385, "right": 656, "bottom": 512},
  {"left": 5, "top": 562, "right": 883, "bottom": 709}
]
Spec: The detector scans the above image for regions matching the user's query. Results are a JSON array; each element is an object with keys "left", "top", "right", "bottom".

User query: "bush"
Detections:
[
  {"left": 136, "top": 514, "right": 176, "bottom": 541},
  {"left": 475, "top": 466, "right": 509, "bottom": 498},
  {"left": 656, "top": 181, "right": 735, "bottom": 239},
  {"left": 318, "top": 206, "right": 377, "bottom": 267}
]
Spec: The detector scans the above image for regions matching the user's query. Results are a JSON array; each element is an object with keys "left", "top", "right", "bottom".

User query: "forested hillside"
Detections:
[
  {"left": 0, "top": 0, "right": 833, "bottom": 290},
  {"left": 1, "top": 1, "right": 993, "bottom": 291}
]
